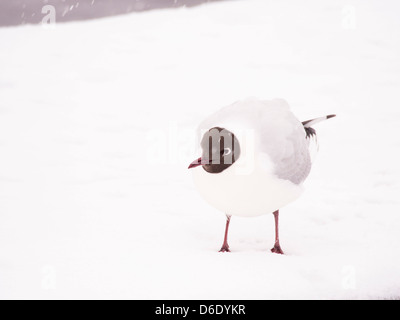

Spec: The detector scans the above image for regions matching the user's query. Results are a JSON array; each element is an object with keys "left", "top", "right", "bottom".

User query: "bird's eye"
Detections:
[{"left": 223, "top": 148, "right": 232, "bottom": 156}]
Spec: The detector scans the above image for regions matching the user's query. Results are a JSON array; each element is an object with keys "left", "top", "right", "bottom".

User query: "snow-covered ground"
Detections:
[{"left": 1, "top": 0, "right": 400, "bottom": 299}]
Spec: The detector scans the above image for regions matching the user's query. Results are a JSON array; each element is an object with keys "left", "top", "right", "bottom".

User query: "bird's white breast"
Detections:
[{"left": 192, "top": 153, "right": 304, "bottom": 217}]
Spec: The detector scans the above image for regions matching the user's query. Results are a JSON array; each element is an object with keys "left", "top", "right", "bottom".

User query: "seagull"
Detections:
[{"left": 188, "top": 98, "right": 335, "bottom": 254}]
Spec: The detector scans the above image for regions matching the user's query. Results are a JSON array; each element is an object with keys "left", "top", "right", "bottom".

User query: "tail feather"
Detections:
[{"left": 302, "top": 114, "right": 336, "bottom": 128}]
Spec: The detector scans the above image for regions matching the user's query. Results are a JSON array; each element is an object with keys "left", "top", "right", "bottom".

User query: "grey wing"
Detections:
[{"left": 269, "top": 123, "right": 312, "bottom": 185}]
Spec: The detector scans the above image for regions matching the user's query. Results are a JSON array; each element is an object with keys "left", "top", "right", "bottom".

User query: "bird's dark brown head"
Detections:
[{"left": 188, "top": 127, "right": 241, "bottom": 174}]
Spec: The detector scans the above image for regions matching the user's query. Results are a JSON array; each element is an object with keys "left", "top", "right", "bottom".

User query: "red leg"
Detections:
[
  {"left": 219, "top": 215, "right": 232, "bottom": 252},
  {"left": 271, "top": 210, "right": 284, "bottom": 254}
]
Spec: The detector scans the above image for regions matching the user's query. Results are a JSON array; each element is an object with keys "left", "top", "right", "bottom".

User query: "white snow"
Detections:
[{"left": 1, "top": 0, "right": 400, "bottom": 299}]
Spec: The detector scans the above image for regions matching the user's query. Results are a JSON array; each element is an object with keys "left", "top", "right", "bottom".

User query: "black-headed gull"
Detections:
[{"left": 188, "top": 98, "right": 335, "bottom": 254}]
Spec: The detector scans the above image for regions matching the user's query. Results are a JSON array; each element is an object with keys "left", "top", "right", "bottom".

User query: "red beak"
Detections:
[{"left": 188, "top": 157, "right": 207, "bottom": 169}]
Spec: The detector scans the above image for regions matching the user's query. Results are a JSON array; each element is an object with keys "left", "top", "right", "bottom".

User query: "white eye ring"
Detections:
[{"left": 223, "top": 148, "right": 232, "bottom": 156}]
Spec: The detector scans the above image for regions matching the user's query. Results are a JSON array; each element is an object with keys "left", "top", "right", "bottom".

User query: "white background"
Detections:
[{"left": 0, "top": 0, "right": 399, "bottom": 299}]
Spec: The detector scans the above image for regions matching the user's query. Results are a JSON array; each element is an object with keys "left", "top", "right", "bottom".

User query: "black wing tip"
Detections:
[
  {"left": 305, "top": 127, "right": 316, "bottom": 139},
  {"left": 327, "top": 114, "right": 336, "bottom": 119}
]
